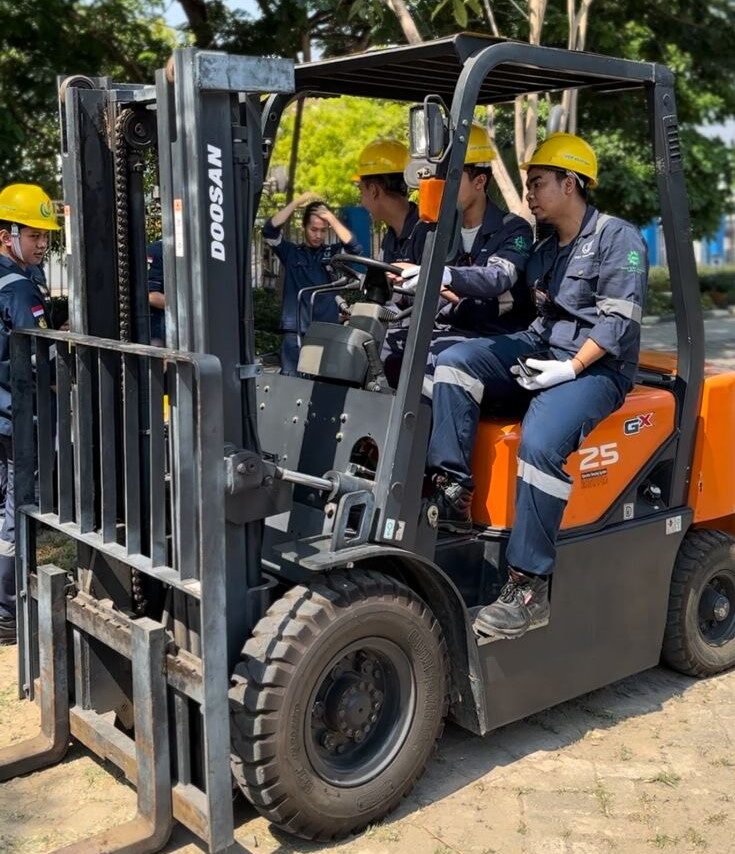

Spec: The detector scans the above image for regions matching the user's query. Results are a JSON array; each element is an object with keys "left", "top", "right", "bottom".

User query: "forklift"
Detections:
[{"left": 1, "top": 32, "right": 734, "bottom": 853}]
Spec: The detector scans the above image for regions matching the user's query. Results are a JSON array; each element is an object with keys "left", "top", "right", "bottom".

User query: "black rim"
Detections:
[
  {"left": 305, "top": 638, "right": 416, "bottom": 787},
  {"left": 698, "top": 569, "right": 735, "bottom": 646}
]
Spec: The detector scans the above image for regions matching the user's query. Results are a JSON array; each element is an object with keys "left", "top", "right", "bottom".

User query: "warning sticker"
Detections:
[
  {"left": 174, "top": 198, "right": 185, "bottom": 257},
  {"left": 64, "top": 205, "right": 72, "bottom": 255}
]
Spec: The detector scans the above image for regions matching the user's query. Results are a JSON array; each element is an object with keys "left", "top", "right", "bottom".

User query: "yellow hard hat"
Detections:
[
  {"left": 0, "top": 183, "right": 61, "bottom": 231},
  {"left": 465, "top": 123, "right": 496, "bottom": 166},
  {"left": 353, "top": 139, "right": 409, "bottom": 182},
  {"left": 521, "top": 132, "right": 598, "bottom": 189}
]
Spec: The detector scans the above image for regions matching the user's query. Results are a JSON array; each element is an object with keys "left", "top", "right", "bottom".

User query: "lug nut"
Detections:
[
  {"left": 312, "top": 701, "right": 325, "bottom": 718},
  {"left": 322, "top": 733, "right": 337, "bottom": 751},
  {"left": 354, "top": 730, "right": 365, "bottom": 743}
]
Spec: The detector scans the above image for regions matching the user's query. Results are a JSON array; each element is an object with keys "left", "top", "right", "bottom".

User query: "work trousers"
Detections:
[
  {"left": 428, "top": 330, "right": 630, "bottom": 575},
  {"left": 0, "top": 435, "right": 15, "bottom": 619},
  {"left": 382, "top": 325, "right": 480, "bottom": 397},
  {"left": 280, "top": 332, "right": 300, "bottom": 376}
]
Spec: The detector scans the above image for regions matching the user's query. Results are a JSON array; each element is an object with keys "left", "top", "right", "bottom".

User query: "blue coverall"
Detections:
[
  {"left": 146, "top": 241, "right": 165, "bottom": 345},
  {"left": 428, "top": 206, "right": 648, "bottom": 575},
  {"left": 383, "top": 201, "right": 533, "bottom": 394},
  {"left": 380, "top": 201, "right": 430, "bottom": 264},
  {"left": 0, "top": 255, "right": 52, "bottom": 622},
  {"left": 263, "top": 219, "right": 363, "bottom": 375}
]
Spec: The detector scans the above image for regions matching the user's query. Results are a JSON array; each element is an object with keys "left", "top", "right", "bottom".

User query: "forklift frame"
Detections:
[{"left": 0, "top": 33, "right": 709, "bottom": 853}]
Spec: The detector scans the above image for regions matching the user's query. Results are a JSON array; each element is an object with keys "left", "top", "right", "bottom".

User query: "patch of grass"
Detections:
[
  {"left": 36, "top": 530, "right": 76, "bottom": 573},
  {"left": 595, "top": 783, "right": 613, "bottom": 817},
  {"left": 710, "top": 756, "right": 734, "bottom": 768},
  {"left": 705, "top": 812, "right": 727, "bottom": 826},
  {"left": 619, "top": 745, "right": 633, "bottom": 761},
  {"left": 648, "top": 770, "right": 681, "bottom": 788},
  {"left": 685, "top": 828, "right": 708, "bottom": 849},
  {"left": 561, "top": 828, "right": 573, "bottom": 840},
  {"left": 432, "top": 846, "right": 452, "bottom": 854},
  {"left": 517, "top": 820, "right": 528, "bottom": 836},
  {"left": 648, "top": 834, "right": 678, "bottom": 848}
]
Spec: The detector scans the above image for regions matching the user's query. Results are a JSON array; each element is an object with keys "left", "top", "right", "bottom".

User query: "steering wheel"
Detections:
[
  {"left": 330, "top": 253, "right": 416, "bottom": 300},
  {"left": 330, "top": 253, "right": 404, "bottom": 277}
]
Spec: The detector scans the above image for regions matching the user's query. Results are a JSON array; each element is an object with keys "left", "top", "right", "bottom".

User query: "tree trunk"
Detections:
[
  {"left": 561, "top": 0, "right": 593, "bottom": 133},
  {"left": 178, "top": 0, "right": 215, "bottom": 48},
  {"left": 384, "top": 0, "right": 423, "bottom": 44}
]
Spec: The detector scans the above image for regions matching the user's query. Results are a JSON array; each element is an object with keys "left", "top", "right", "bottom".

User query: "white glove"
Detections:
[
  {"left": 401, "top": 265, "right": 452, "bottom": 294},
  {"left": 511, "top": 357, "right": 576, "bottom": 391}
]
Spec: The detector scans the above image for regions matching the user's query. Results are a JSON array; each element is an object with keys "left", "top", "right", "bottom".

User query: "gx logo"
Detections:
[{"left": 624, "top": 412, "right": 654, "bottom": 436}]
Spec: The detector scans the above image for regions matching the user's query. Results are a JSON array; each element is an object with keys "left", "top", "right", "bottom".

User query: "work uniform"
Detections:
[
  {"left": 146, "top": 241, "right": 165, "bottom": 346},
  {"left": 263, "top": 219, "right": 363, "bottom": 375},
  {"left": 383, "top": 201, "right": 533, "bottom": 396},
  {"left": 380, "top": 201, "right": 430, "bottom": 265},
  {"left": 0, "top": 255, "right": 52, "bottom": 622},
  {"left": 428, "top": 205, "right": 648, "bottom": 574}
]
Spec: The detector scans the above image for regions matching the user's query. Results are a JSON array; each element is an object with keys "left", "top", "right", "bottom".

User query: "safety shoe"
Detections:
[
  {"left": 432, "top": 474, "right": 473, "bottom": 533},
  {"left": 0, "top": 615, "right": 17, "bottom": 645},
  {"left": 474, "top": 568, "right": 549, "bottom": 638}
]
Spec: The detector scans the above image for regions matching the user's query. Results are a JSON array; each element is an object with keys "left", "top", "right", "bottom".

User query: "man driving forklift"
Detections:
[
  {"left": 426, "top": 132, "right": 648, "bottom": 638},
  {"left": 384, "top": 123, "right": 534, "bottom": 393},
  {"left": 354, "top": 138, "right": 430, "bottom": 264}
]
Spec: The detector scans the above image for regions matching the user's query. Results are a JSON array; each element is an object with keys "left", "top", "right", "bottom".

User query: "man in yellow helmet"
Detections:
[
  {"left": 0, "top": 183, "right": 60, "bottom": 644},
  {"left": 427, "top": 133, "right": 648, "bottom": 639},
  {"left": 353, "top": 139, "right": 430, "bottom": 264},
  {"left": 383, "top": 124, "right": 534, "bottom": 392}
]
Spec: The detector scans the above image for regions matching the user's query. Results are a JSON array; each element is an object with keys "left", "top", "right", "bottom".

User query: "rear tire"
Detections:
[
  {"left": 229, "top": 569, "right": 449, "bottom": 841},
  {"left": 662, "top": 529, "right": 735, "bottom": 677}
]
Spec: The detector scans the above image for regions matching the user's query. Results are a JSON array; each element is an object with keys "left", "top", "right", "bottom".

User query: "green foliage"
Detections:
[
  {"left": 264, "top": 97, "right": 410, "bottom": 211},
  {"left": 0, "top": 0, "right": 180, "bottom": 192},
  {"left": 645, "top": 266, "right": 734, "bottom": 315},
  {"left": 252, "top": 287, "right": 281, "bottom": 354}
]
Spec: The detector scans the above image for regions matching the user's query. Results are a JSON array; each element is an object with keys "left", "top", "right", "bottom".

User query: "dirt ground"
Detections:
[
  {"left": 2, "top": 645, "right": 735, "bottom": 854},
  {"left": 1, "top": 318, "right": 735, "bottom": 854}
]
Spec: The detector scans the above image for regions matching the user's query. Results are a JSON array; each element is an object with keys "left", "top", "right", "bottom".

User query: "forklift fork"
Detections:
[{"left": 0, "top": 564, "right": 174, "bottom": 853}]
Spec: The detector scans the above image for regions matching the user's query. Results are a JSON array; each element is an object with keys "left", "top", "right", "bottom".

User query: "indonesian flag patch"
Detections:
[{"left": 32, "top": 304, "right": 48, "bottom": 328}]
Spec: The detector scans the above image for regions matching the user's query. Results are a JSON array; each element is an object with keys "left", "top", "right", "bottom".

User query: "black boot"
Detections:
[
  {"left": 0, "top": 615, "right": 16, "bottom": 645},
  {"left": 431, "top": 474, "right": 473, "bottom": 533},
  {"left": 474, "top": 568, "right": 549, "bottom": 638}
]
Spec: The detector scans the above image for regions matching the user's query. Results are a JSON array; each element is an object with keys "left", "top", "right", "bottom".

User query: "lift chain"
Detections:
[{"left": 113, "top": 107, "right": 146, "bottom": 617}]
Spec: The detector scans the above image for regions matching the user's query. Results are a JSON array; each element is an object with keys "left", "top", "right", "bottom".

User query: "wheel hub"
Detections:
[
  {"left": 306, "top": 639, "right": 416, "bottom": 786},
  {"left": 701, "top": 584, "right": 732, "bottom": 622}
]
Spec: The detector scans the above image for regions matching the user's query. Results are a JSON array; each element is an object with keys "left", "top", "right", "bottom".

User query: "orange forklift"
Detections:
[{"left": 0, "top": 33, "right": 733, "bottom": 852}]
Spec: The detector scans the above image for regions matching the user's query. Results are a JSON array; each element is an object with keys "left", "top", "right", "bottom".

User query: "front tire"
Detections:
[
  {"left": 662, "top": 529, "right": 735, "bottom": 677},
  {"left": 229, "top": 569, "right": 449, "bottom": 841}
]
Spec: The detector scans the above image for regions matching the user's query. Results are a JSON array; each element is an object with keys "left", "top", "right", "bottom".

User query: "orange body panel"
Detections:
[
  {"left": 418, "top": 178, "right": 444, "bottom": 223},
  {"left": 688, "top": 368, "right": 735, "bottom": 524},
  {"left": 471, "top": 385, "right": 676, "bottom": 529}
]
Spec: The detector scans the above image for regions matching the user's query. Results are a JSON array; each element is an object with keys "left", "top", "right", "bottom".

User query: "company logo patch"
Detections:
[
  {"left": 31, "top": 304, "right": 44, "bottom": 318},
  {"left": 40, "top": 201, "right": 53, "bottom": 218},
  {"left": 624, "top": 412, "right": 654, "bottom": 436}
]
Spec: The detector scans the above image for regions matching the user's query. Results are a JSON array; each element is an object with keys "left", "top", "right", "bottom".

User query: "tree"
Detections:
[
  {"left": 265, "top": 97, "right": 410, "bottom": 212},
  {"left": 343, "top": 0, "right": 735, "bottom": 235},
  {"left": 0, "top": 0, "right": 178, "bottom": 192}
]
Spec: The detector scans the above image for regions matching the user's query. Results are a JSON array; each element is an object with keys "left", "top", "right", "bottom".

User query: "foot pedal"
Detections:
[{"left": 471, "top": 610, "right": 550, "bottom": 645}]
